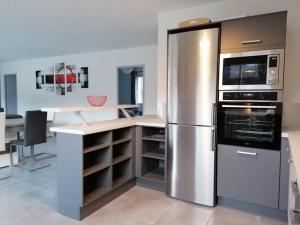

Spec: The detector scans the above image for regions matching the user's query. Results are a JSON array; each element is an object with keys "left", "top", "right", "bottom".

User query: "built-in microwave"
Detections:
[{"left": 219, "top": 49, "right": 285, "bottom": 90}]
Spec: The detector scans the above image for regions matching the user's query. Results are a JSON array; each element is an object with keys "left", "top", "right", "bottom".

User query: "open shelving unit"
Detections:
[
  {"left": 137, "top": 126, "right": 166, "bottom": 186},
  {"left": 81, "top": 126, "right": 133, "bottom": 206}
]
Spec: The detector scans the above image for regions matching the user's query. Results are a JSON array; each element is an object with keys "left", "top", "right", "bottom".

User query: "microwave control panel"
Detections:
[{"left": 267, "top": 55, "right": 280, "bottom": 85}]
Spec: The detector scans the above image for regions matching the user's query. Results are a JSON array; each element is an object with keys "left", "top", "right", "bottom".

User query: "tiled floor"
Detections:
[{"left": 0, "top": 138, "right": 288, "bottom": 225}]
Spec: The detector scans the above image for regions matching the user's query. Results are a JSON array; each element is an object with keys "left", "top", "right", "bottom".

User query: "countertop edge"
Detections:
[{"left": 50, "top": 115, "right": 166, "bottom": 135}]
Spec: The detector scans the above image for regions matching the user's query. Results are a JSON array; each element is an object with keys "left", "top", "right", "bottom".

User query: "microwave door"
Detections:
[{"left": 219, "top": 49, "right": 285, "bottom": 90}]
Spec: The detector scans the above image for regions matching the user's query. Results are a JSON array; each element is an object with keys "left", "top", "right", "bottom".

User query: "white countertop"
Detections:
[
  {"left": 282, "top": 128, "right": 300, "bottom": 181},
  {"left": 50, "top": 115, "right": 165, "bottom": 135}
]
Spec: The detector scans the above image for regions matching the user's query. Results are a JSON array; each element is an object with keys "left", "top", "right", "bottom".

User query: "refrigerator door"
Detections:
[
  {"left": 167, "top": 124, "right": 216, "bottom": 206},
  {"left": 167, "top": 28, "right": 219, "bottom": 126}
]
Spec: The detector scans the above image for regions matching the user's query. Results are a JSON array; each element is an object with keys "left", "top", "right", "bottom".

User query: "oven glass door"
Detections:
[
  {"left": 223, "top": 55, "right": 268, "bottom": 85},
  {"left": 217, "top": 102, "right": 282, "bottom": 150}
]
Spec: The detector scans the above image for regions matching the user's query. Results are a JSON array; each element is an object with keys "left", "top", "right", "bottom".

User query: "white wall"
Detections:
[
  {"left": 157, "top": 0, "right": 300, "bottom": 128},
  {"left": 0, "top": 45, "right": 157, "bottom": 124},
  {"left": 282, "top": 0, "right": 300, "bottom": 128}
]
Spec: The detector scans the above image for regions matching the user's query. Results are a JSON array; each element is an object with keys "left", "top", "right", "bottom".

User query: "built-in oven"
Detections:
[
  {"left": 217, "top": 91, "right": 283, "bottom": 150},
  {"left": 219, "top": 49, "right": 285, "bottom": 90}
]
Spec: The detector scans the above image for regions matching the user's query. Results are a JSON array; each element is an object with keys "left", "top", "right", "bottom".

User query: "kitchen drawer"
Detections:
[
  {"left": 221, "top": 12, "right": 287, "bottom": 53},
  {"left": 217, "top": 144, "right": 280, "bottom": 208}
]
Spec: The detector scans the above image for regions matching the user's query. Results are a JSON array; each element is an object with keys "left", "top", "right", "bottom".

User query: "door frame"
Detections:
[
  {"left": 116, "top": 65, "right": 145, "bottom": 112},
  {"left": 4, "top": 73, "right": 18, "bottom": 114}
]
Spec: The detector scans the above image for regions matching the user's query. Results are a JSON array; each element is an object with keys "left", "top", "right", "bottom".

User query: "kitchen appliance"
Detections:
[
  {"left": 217, "top": 91, "right": 283, "bottom": 150},
  {"left": 219, "top": 49, "right": 285, "bottom": 90},
  {"left": 167, "top": 25, "right": 220, "bottom": 206}
]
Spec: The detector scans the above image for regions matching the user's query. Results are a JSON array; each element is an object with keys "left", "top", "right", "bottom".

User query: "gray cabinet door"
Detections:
[
  {"left": 217, "top": 144, "right": 280, "bottom": 208},
  {"left": 279, "top": 138, "right": 290, "bottom": 210},
  {"left": 221, "top": 12, "right": 287, "bottom": 53}
]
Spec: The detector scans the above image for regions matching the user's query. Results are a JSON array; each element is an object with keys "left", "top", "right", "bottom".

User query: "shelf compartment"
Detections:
[
  {"left": 84, "top": 163, "right": 110, "bottom": 177},
  {"left": 83, "top": 131, "right": 111, "bottom": 150},
  {"left": 142, "top": 134, "right": 165, "bottom": 142},
  {"left": 83, "top": 147, "right": 110, "bottom": 177},
  {"left": 141, "top": 158, "right": 165, "bottom": 183},
  {"left": 142, "top": 168, "right": 165, "bottom": 183},
  {"left": 142, "top": 152, "right": 164, "bottom": 160},
  {"left": 84, "top": 143, "right": 110, "bottom": 154},
  {"left": 112, "top": 159, "right": 132, "bottom": 188},
  {"left": 112, "top": 141, "right": 131, "bottom": 164},
  {"left": 113, "top": 127, "right": 132, "bottom": 142},
  {"left": 83, "top": 167, "right": 111, "bottom": 205},
  {"left": 142, "top": 127, "right": 165, "bottom": 139},
  {"left": 113, "top": 155, "right": 132, "bottom": 165},
  {"left": 112, "top": 137, "right": 131, "bottom": 145},
  {"left": 142, "top": 141, "right": 165, "bottom": 159}
]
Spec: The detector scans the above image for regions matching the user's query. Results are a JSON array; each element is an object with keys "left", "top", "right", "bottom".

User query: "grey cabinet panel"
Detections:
[
  {"left": 279, "top": 138, "right": 290, "bottom": 210},
  {"left": 217, "top": 144, "right": 280, "bottom": 208},
  {"left": 221, "top": 12, "right": 287, "bottom": 53}
]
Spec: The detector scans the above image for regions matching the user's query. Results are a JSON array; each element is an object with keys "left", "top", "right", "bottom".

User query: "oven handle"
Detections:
[{"left": 222, "top": 105, "right": 277, "bottom": 109}]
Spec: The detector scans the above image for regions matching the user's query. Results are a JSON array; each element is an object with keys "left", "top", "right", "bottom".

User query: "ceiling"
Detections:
[{"left": 0, "top": 0, "right": 214, "bottom": 62}]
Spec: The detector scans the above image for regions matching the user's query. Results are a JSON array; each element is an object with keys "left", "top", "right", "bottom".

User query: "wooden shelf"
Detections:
[
  {"left": 84, "top": 163, "right": 110, "bottom": 177},
  {"left": 113, "top": 176, "right": 130, "bottom": 188},
  {"left": 142, "top": 135, "right": 165, "bottom": 142},
  {"left": 83, "top": 187, "right": 110, "bottom": 205},
  {"left": 113, "top": 155, "right": 131, "bottom": 165},
  {"left": 112, "top": 137, "right": 131, "bottom": 145},
  {"left": 142, "top": 152, "right": 165, "bottom": 160},
  {"left": 83, "top": 143, "right": 110, "bottom": 154},
  {"left": 142, "top": 167, "right": 164, "bottom": 183}
]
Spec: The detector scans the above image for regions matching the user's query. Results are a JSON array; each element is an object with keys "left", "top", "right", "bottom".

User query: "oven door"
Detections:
[
  {"left": 217, "top": 102, "right": 282, "bottom": 150},
  {"left": 219, "top": 49, "right": 284, "bottom": 90}
]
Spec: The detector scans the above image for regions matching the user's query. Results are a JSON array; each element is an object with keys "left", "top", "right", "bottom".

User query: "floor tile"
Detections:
[
  {"left": 154, "top": 200, "right": 211, "bottom": 225},
  {"left": 211, "top": 206, "right": 260, "bottom": 225},
  {"left": 116, "top": 194, "right": 176, "bottom": 224}
]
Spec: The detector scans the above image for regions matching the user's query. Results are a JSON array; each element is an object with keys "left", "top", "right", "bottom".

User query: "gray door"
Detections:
[
  {"left": 167, "top": 124, "right": 216, "bottom": 206},
  {"left": 167, "top": 28, "right": 219, "bottom": 126},
  {"left": 5, "top": 74, "right": 17, "bottom": 114}
]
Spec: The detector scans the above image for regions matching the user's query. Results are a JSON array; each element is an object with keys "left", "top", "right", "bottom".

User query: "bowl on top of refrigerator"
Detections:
[{"left": 87, "top": 96, "right": 107, "bottom": 107}]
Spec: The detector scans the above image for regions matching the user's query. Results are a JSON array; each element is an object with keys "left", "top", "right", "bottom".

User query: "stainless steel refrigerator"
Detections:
[{"left": 166, "top": 26, "right": 219, "bottom": 206}]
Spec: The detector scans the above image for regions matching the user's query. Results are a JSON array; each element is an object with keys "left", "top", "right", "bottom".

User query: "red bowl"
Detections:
[{"left": 87, "top": 96, "right": 107, "bottom": 107}]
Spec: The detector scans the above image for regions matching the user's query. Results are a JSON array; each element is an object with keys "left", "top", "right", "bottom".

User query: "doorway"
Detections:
[
  {"left": 117, "top": 66, "right": 144, "bottom": 117},
  {"left": 4, "top": 74, "right": 18, "bottom": 114}
]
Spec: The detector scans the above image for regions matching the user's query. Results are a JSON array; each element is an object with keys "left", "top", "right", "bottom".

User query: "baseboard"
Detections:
[{"left": 218, "top": 197, "right": 288, "bottom": 222}]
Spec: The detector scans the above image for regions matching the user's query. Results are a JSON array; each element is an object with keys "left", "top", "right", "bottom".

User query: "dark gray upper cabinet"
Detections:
[
  {"left": 221, "top": 11, "right": 287, "bottom": 53},
  {"left": 217, "top": 144, "right": 280, "bottom": 208}
]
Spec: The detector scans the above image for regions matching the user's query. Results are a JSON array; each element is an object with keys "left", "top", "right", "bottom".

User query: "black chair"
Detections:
[{"left": 9, "top": 110, "right": 51, "bottom": 172}]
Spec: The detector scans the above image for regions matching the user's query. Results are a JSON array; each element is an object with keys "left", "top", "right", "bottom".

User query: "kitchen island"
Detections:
[{"left": 50, "top": 115, "right": 165, "bottom": 220}]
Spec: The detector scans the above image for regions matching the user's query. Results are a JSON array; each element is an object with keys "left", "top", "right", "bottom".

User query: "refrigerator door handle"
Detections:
[
  {"left": 212, "top": 103, "right": 217, "bottom": 126},
  {"left": 211, "top": 127, "right": 216, "bottom": 152}
]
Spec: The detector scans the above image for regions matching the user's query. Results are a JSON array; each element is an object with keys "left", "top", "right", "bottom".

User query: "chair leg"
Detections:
[
  {"left": 11, "top": 145, "right": 50, "bottom": 172},
  {"left": 20, "top": 145, "right": 56, "bottom": 161}
]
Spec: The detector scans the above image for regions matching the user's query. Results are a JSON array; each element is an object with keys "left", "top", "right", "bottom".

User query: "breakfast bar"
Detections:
[{"left": 49, "top": 114, "right": 165, "bottom": 220}]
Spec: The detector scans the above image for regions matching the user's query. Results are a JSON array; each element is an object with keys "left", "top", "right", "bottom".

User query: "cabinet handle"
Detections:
[
  {"left": 289, "top": 158, "right": 294, "bottom": 164},
  {"left": 240, "top": 40, "right": 262, "bottom": 45},
  {"left": 237, "top": 150, "right": 257, "bottom": 156}
]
